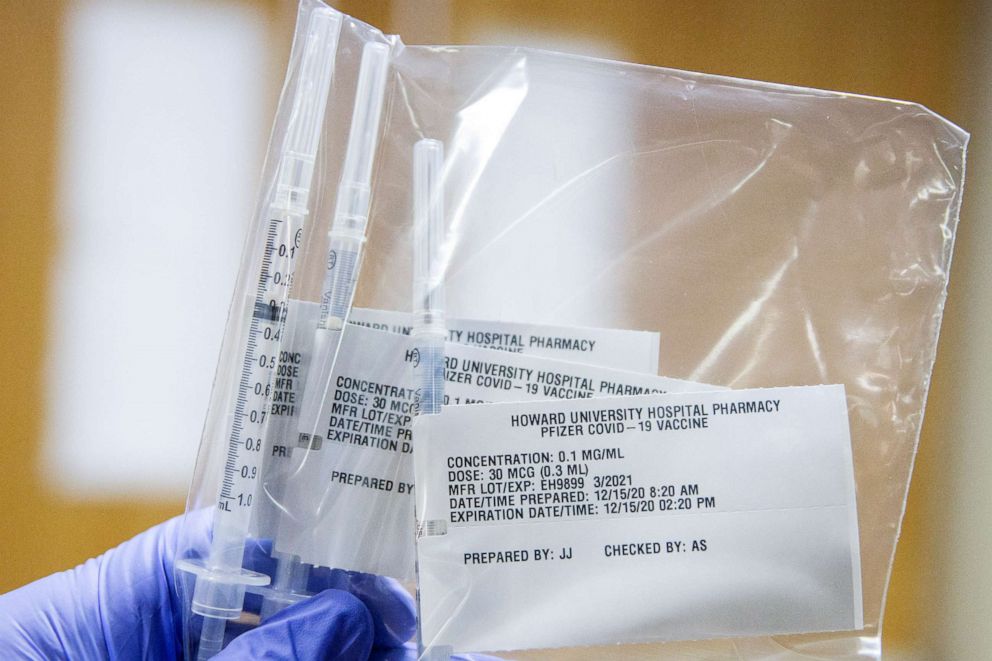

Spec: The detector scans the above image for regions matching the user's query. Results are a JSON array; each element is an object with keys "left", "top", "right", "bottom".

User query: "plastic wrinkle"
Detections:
[{"left": 691, "top": 244, "right": 798, "bottom": 383}]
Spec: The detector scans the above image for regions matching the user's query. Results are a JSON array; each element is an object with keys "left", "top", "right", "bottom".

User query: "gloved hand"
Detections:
[{"left": 0, "top": 514, "right": 416, "bottom": 660}]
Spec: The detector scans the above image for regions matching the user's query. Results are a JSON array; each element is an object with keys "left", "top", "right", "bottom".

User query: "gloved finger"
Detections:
[
  {"left": 310, "top": 567, "right": 417, "bottom": 647},
  {"left": 242, "top": 537, "right": 277, "bottom": 575},
  {"left": 0, "top": 513, "right": 197, "bottom": 660},
  {"left": 370, "top": 642, "right": 416, "bottom": 661},
  {"left": 370, "top": 641, "right": 505, "bottom": 661},
  {"left": 215, "top": 588, "right": 373, "bottom": 661}
]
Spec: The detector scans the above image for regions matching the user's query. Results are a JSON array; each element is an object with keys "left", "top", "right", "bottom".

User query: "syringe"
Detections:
[
  {"left": 176, "top": 8, "right": 341, "bottom": 659},
  {"left": 262, "top": 41, "right": 392, "bottom": 618},
  {"left": 411, "top": 139, "right": 447, "bottom": 416},
  {"left": 412, "top": 139, "right": 448, "bottom": 661}
]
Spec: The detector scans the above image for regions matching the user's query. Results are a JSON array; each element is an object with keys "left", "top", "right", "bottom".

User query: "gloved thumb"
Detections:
[{"left": 215, "top": 588, "right": 373, "bottom": 661}]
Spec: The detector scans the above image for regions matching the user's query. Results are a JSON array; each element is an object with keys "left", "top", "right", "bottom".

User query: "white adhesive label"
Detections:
[
  {"left": 273, "top": 324, "right": 719, "bottom": 578},
  {"left": 349, "top": 307, "right": 660, "bottom": 372},
  {"left": 414, "top": 385, "right": 863, "bottom": 652},
  {"left": 254, "top": 299, "right": 657, "bottom": 538}
]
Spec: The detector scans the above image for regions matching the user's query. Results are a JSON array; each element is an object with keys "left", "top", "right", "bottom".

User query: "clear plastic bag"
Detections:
[
  {"left": 372, "top": 42, "right": 967, "bottom": 660},
  {"left": 177, "top": 1, "right": 968, "bottom": 658}
]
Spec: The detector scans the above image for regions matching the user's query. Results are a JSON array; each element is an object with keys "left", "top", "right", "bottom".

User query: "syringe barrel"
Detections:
[
  {"left": 412, "top": 139, "right": 446, "bottom": 416},
  {"left": 415, "top": 336, "right": 446, "bottom": 416},
  {"left": 319, "top": 236, "right": 363, "bottom": 327}
]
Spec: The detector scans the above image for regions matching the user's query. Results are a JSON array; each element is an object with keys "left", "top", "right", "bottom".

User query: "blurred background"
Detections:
[{"left": 0, "top": 1, "right": 987, "bottom": 657}]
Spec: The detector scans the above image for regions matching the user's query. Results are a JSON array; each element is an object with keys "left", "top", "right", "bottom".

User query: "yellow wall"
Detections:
[
  {"left": 1, "top": 1, "right": 985, "bottom": 657},
  {"left": 0, "top": 1, "right": 180, "bottom": 585},
  {"left": 0, "top": 0, "right": 291, "bottom": 588}
]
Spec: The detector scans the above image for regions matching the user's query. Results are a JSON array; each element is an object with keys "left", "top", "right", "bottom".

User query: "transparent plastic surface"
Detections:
[
  {"left": 178, "top": 1, "right": 968, "bottom": 659},
  {"left": 371, "top": 48, "right": 968, "bottom": 660},
  {"left": 176, "top": 3, "right": 399, "bottom": 658}
]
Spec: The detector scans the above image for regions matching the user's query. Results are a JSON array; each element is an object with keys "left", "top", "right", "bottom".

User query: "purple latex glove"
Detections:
[{"left": 0, "top": 514, "right": 416, "bottom": 660}]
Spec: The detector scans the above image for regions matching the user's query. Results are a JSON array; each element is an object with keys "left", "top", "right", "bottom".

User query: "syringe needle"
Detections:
[{"left": 319, "top": 41, "right": 392, "bottom": 330}]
